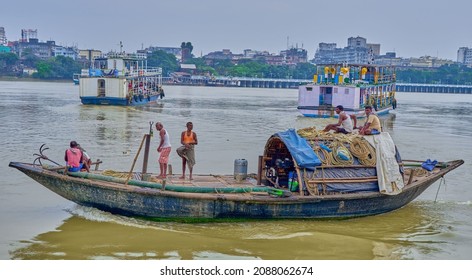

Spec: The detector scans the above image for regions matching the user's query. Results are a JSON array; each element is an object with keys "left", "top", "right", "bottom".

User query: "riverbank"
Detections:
[{"left": 0, "top": 76, "right": 70, "bottom": 83}]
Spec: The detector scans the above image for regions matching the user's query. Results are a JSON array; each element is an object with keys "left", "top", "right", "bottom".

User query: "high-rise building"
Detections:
[
  {"left": 313, "top": 36, "right": 380, "bottom": 64},
  {"left": 0, "top": 27, "right": 6, "bottom": 45},
  {"left": 457, "top": 47, "right": 472, "bottom": 66}
]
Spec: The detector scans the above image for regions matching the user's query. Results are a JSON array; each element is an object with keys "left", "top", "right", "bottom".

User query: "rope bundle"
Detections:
[
  {"left": 297, "top": 127, "right": 376, "bottom": 167},
  {"left": 349, "top": 137, "right": 376, "bottom": 166}
]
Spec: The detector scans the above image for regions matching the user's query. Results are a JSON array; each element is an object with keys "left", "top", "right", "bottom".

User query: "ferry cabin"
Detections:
[{"left": 298, "top": 64, "right": 396, "bottom": 118}]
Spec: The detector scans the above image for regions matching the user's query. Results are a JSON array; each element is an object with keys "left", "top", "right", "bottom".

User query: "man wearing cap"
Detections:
[{"left": 64, "top": 141, "right": 84, "bottom": 172}]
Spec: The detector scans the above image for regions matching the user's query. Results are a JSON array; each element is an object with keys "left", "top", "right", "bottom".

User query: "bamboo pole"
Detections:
[
  {"left": 125, "top": 134, "right": 147, "bottom": 185},
  {"left": 292, "top": 159, "right": 304, "bottom": 196},
  {"left": 257, "top": 155, "right": 263, "bottom": 185},
  {"left": 308, "top": 177, "right": 378, "bottom": 184}
]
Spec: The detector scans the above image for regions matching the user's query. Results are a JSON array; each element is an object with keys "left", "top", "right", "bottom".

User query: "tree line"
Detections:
[{"left": 1, "top": 50, "right": 472, "bottom": 85}]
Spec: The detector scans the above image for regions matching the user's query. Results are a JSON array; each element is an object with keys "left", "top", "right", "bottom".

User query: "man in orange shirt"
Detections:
[{"left": 176, "top": 122, "right": 198, "bottom": 180}]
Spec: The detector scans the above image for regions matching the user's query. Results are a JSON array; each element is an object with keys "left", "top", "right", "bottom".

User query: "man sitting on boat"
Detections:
[
  {"left": 322, "top": 105, "right": 357, "bottom": 134},
  {"left": 359, "top": 106, "right": 382, "bottom": 135},
  {"left": 64, "top": 141, "right": 84, "bottom": 172},
  {"left": 77, "top": 144, "right": 91, "bottom": 173}
]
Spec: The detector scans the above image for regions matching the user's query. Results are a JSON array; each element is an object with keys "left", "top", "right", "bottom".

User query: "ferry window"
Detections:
[{"left": 306, "top": 87, "right": 313, "bottom": 91}]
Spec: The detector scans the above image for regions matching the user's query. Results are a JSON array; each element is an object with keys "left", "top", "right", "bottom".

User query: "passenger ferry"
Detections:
[
  {"left": 79, "top": 52, "right": 164, "bottom": 106},
  {"left": 297, "top": 64, "right": 397, "bottom": 118}
]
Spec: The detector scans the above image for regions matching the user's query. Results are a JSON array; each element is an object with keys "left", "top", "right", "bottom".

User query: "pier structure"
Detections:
[{"left": 163, "top": 76, "right": 472, "bottom": 93}]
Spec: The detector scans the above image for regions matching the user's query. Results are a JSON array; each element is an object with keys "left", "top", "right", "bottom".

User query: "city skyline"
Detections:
[{"left": 1, "top": 0, "right": 471, "bottom": 60}]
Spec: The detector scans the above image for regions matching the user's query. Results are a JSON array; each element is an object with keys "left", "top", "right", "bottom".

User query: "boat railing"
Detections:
[
  {"left": 311, "top": 73, "right": 396, "bottom": 86},
  {"left": 79, "top": 67, "right": 162, "bottom": 78},
  {"left": 127, "top": 67, "right": 162, "bottom": 77}
]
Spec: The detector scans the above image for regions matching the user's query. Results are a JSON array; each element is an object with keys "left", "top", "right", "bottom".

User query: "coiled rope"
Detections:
[
  {"left": 349, "top": 137, "right": 376, "bottom": 166},
  {"left": 298, "top": 128, "right": 376, "bottom": 167}
]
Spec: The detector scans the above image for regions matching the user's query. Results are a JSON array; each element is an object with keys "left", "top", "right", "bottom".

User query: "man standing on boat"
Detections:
[
  {"left": 177, "top": 122, "right": 198, "bottom": 180},
  {"left": 322, "top": 105, "right": 356, "bottom": 134},
  {"left": 155, "top": 122, "right": 171, "bottom": 179},
  {"left": 359, "top": 106, "right": 382, "bottom": 135}
]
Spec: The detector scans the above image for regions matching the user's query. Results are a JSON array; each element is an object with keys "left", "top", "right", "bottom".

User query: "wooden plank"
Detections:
[{"left": 308, "top": 176, "right": 378, "bottom": 183}]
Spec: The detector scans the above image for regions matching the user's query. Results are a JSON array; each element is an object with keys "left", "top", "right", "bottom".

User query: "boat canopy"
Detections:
[{"left": 273, "top": 129, "right": 322, "bottom": 170}]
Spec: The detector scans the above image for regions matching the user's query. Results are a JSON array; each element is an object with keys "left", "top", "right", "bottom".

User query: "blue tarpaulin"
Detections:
[{"left": 275, "top": 129, "right": 322, "bottom": 170}]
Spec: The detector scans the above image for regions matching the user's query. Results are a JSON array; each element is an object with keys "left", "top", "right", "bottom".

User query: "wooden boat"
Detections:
[
  {"left": 298, "top": 64, "right": 397, "bottom": 118},
  {"left": 9, "top": 130, "right": 463, "bottom": 220},
  {"left": 79, "top": 52, "right": 164, "bottom": 106}
]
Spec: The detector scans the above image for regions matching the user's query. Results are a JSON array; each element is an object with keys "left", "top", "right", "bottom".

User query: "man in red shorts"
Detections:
[{"left": 155, "top": 122, "right": 171, "bottom": 178}]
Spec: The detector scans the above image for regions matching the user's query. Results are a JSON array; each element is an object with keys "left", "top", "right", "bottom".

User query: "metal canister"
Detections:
[{"left": 234, "top": 159, "right": 248, "bottom": 182}]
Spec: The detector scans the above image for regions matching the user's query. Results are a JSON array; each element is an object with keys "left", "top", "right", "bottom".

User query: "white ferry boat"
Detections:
[
  {"left": 298, "top": 64, "right": 397, "bottom": 118},
  {"left": 79, "top": 53, "right": 164, "bottom": 106}
]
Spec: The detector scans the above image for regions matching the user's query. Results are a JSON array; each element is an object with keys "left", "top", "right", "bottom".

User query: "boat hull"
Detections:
[
  {"left": 9, "top": 161, "right": 462, "bottom": 219},
  {"left": 298, "top": 106, "right": 392, "bottom": 118},
  {"left": 80, "top": 95, "right": 160, "bottom": 106}
]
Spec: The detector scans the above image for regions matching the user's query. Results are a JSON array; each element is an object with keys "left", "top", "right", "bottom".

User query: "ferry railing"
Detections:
[{"left": 127, "top": 67, "right": 163, "bottom": 77}]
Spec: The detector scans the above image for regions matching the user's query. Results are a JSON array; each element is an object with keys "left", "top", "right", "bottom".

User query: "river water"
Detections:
[{"left": 0, "top": 81, "right": 471, "bottom": 260}]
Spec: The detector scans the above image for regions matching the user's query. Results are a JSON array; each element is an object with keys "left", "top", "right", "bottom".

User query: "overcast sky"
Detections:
[{"left": 1, "top": 0, "right": 471, "bottom": 60}]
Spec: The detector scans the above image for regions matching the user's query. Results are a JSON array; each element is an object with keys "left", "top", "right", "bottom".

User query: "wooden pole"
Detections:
[
  {"left": 125, "top": 134, "right": 147, "bottom": 185},
  {"left": 407, "top": 169, "right": 416, "bottom": 185},
  {"left": 142, "top": 134, "right": 151, "bottom": 175},
  {"left": 257, "top": 155, "right": 263, "bottom": 185},
  {"left": 292, "top": 159, "right": 304, "bottom": 196}
]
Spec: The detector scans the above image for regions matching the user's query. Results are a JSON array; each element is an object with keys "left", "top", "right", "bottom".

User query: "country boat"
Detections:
[
  {"left": 9, "top": 129, "right": 462, "bottom": 220},
  {"left": 298, "top": 64, "right": 397, "bottom": 118},
  {"left": 78, "top": 52, "right": 164, "bottom": 106}
]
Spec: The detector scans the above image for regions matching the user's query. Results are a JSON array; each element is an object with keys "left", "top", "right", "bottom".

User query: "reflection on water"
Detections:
[{"left": 10, "top": 202, "right": 449, "bottom": 260}]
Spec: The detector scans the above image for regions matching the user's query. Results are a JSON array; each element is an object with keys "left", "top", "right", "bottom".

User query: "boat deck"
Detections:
[
  {"left": 91, "top": 164, "right": 442, "bottom": 196},
  {"left": 150, "top": 174, "right": 260, "bottom": 188},
  {"left": 96, "top": 170, "right": 261, "bottom": 188}
]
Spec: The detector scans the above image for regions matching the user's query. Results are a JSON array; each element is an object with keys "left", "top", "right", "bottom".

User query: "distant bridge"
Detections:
[
  {"left": 396, "top": 83, "right": 472, "bottom": 93},
  {"left": 163, "top": 76, "right": 472, "bottom": 93},
  {"left": 164, "top": 76, "right": 305, "bottom": 89}
]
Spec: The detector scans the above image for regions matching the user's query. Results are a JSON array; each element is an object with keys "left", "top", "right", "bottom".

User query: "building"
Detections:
[
  {"left": 313, "top": 36, "right": 380, "bottom": 64},
  {"left": 78, "top": 49, "right": 103, "bottom": 61},
  {"left": 281, "top": 47, "right": 308, "bottom": 65},
  {"left": 0, "top": 27, "right": 7, "bottom": 45},
  {"left": 374, "top": 52, "right": 405, "bottom": 66},
  {"left": 20, "top": 29, "right": 38, "bottom": 42},
  {"left": 204, "top": 49, "right": 236, "bottom": 65},
  {"left": 53, "top": 45, "right": 78, "bottom": 60},
  {"left": 407, "top": 56, "right": 454, "bottom": 68},
  {"left": 12, "top": 38, "right": 56, "bottom": 59},
  {"left": 458, "top": 47, "right": 472, "bottom": 67}
]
